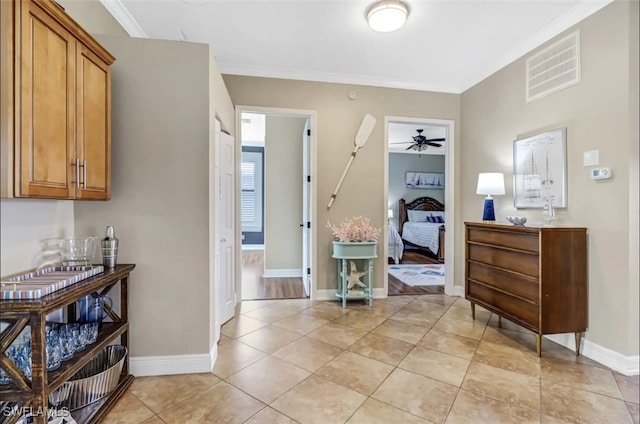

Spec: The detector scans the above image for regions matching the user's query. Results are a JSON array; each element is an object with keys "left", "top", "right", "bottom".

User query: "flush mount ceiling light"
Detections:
[{"left": 366, "top": 0, "right": 409, "bottom": 33}]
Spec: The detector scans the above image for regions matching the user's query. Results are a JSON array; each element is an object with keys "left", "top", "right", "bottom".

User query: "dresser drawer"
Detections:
[
  {"left": 467, "top": 261, "right": 539, "bottom": 303},
  {"left": 468, "top": 244, "right": 539, "bottom": 277},
  {"left": 467, "top": 227, "right": 539, "bottom": 253},
  {"left": 467, "top": 281, "right": 539, "bottom": 330}
]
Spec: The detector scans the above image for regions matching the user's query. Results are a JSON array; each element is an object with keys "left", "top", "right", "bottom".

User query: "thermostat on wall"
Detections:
[{"left": 590, "top": 167, "right": 612, "bottom": 180}]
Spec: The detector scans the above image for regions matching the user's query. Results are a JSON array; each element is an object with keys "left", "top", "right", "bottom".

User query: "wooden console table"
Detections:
[{"left": 0, "top": 264, "right": 135, "bottom": 424}]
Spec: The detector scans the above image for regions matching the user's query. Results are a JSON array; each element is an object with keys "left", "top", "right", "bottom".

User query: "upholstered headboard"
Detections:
[{"left": 398, "top": 197, "right": 445, "bottom": 234}]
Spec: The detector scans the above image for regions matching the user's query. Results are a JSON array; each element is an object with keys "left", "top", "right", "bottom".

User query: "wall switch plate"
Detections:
[
  {"left": 583, "top": 150, "right": 599, "bottom": 166},
  {"left": 590, "top": 167, "right": 612, "bottom": 180}
]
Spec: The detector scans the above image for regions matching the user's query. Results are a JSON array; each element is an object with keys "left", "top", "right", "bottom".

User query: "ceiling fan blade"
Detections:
[
  {"left": 390, "top": 141, "right": 412, "bottom": 145},
  {"left": 405, "top": 145, "right": 415, "bottom": 151},
  {"left": 426, "top": 142, "right": 442, "bottom": 147},
  {"left": 425, "top": 138, "right": 445, "bottom": 142}
]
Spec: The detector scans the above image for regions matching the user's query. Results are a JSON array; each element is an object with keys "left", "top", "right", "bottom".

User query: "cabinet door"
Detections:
[
  {"left": 75, "top": 44, "right": 111, "bottom": 200},
  {"left": 17, "top": 0, "right": 75, "bottom": 198}
]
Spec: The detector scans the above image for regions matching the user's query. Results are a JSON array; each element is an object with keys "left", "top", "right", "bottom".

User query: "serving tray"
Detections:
[{"left": 1, "top": 266, "right": 104, "bottom": 300}]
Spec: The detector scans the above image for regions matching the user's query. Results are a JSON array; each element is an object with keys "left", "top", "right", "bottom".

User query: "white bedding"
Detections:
[
  {"left": 388, "top": 224, "right": 404, "bottom": 264},
  {"left": 402, "top": 222, "right": 443, "bottom": 255}
]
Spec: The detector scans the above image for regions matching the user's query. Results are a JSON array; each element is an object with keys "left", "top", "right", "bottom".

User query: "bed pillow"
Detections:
[
  {"left": 428, "top": 211, "right": 445, "bottom": 223},
  {"left": 407, "top": 210, "right": 430, "bottom": 222}
]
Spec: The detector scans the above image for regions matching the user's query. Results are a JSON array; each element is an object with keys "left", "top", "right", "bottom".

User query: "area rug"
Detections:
[{"left": 388, "top": 264, "right": 445, "bottom": 287}]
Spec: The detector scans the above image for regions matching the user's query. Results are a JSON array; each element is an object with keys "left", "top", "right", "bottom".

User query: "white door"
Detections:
[
  {"left": 217, "top": 125, "right": 236, "bottom": 324},
  {"left": 302, "top": 120, "right": 311, "bottom": 296}
]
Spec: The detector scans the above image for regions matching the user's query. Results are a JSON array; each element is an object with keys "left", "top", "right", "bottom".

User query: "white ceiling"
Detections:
[{"left": 104, "top": 0, "right": 611, "bottom": 93}]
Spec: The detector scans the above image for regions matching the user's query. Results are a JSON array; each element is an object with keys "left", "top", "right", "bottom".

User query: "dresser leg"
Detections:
[
  {"left": 470, "top": 302, "right": 475, "bottom": 320},
  {"left": 536, "top": 334, "right": 542, "bottom": 357},
  {"left": 575, "top": 332, "right": 582, "bottom": 356},
  {"left": 498, "top": 316, "right": 502, "bottom": 328}
]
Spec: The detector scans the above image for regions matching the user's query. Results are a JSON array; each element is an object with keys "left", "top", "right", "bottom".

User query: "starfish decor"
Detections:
[{"left": 346, "top": 260, "right": 367, "bottom": 290}]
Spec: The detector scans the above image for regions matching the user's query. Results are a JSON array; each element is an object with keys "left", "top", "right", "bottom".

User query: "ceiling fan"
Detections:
[{"left": 391, "top": 129, "right": 445, "bottom": 152}]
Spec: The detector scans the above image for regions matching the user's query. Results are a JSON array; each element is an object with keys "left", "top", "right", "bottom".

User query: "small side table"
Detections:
[{"left": 332, "top": 242, "right": 377, "bottom": 308}]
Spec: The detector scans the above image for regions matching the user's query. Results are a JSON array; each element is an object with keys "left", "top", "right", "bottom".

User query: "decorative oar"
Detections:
[{"left": 327, "top": 114, "right": 377, "bottom": 209}]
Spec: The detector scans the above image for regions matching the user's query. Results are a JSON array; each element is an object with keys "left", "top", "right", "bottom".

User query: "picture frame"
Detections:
[
  {"left": 513, "top": 127, "right": 567, "bottom": 209},
  {"left": 405, "top": 172, "right": 444, "bottom": 189}
]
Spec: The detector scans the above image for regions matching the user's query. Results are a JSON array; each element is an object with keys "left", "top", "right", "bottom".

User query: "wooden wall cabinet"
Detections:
[
  {"left": 1, "top": 0, "right": 114, "bottom": 200},
  {"left": 465, "top": 222, "right": 588, "bottom": 356}
]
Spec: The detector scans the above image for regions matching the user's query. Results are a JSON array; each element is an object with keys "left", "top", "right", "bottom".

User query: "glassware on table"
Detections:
[
  {"left": 78, "top": 294, "right": 113, "bottom": 325},
  {"left": 65, "top": 323, "right": 86, "bottom": 352},
  {"left": 46, "top": 334, "right": 62, "bottom": 371},
  {"left": 61, "top": 236, "right": 98, "bottom": 267},
  {"left": 59, "top": 325, "right": 76, "bottom": 362},
  {"left": 82, "top": 323, "right": 99, "bottom": 345}
]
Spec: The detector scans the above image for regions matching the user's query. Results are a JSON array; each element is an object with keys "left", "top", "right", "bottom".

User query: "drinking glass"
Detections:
[
  {"left": 67, "top": 323, "right": 86, "bottom": 352},
  {"left": 82, "top": 322, "right": 99, "bottom": 344},
  {"left": 59, "top": 326, "right": 75, "bottom": 361},
  {"left": 46, "top": 334, "right": 62, "bottom": 371}
]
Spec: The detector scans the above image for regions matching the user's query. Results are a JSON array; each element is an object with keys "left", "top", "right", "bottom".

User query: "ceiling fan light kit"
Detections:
[
  {"left": 390, "top": 128, "right": 445, "bottom": 152},
  {"left": 366, "top": 0, "right": 410, "bottom": 33}
]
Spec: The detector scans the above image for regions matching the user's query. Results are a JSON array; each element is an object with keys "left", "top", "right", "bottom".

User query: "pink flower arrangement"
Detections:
[{"left": 327, "top": 216, "right": 381, "bottom": 242}]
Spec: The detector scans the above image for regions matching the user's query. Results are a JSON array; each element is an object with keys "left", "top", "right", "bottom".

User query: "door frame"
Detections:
[
  {"left": 234, "top": 105, "right": 318, "bottom": 302},
  {"left": 383, "top": 116, "right": 456, "bottom": 296}
]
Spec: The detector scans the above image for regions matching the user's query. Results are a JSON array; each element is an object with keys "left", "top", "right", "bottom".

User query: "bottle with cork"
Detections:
[{"left": 101, "top": 226, "right": 119, "bottom": 268}]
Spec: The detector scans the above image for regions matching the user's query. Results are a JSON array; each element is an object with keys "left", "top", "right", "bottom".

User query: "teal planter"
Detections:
[{"left": 332, "top": 241, "right": 378, "bottom": 259}]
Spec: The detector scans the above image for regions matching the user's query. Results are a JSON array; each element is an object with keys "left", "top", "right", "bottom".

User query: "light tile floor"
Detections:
[{"left": 105, "top": 296, "right": 639, "bottom": 424}]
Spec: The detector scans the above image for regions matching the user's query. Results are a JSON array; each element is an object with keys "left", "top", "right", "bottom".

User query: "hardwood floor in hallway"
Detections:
[{"left": 242, "top": 249, "right": 305, "bottom": 300}]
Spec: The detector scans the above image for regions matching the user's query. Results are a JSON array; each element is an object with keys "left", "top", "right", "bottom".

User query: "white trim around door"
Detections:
[
  {"left": 383, "top": 116, "right": 456, "bottom": 297},
  {"left": 234, "top": 106, "right": 318, "bottom": 303}
]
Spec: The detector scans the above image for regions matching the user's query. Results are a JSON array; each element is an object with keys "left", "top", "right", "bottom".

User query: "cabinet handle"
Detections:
[
  {"left": 73, "top": 159, "right": 80, "bottom": 188},
  {"left": 83, "top": 160, "right": 87, "bottom": 189}
]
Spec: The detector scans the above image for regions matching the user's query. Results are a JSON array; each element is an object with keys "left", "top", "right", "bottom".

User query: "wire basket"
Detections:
[{"left": 49, "top": 345, "right": 127, "bottom": 411}]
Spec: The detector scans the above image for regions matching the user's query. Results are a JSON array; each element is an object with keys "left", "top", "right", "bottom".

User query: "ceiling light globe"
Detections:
[{"left": 367, "top": 1, "right": 409, "bottom": 33}]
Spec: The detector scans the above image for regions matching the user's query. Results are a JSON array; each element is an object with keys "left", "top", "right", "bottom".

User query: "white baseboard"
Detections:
[
  {"left": 130, "top": 344, "right": 218, "bottom": 377},
  {"left": 263, "top": 268, "right": 302, "bottom": 278},
  {"left": 545, "top": 334, "right": 639, "bottom": 376},
  {"left": 241, "top": 244, "right": 264, "bottom": 251},
  {"left": 451, "top": 285, "right": 464, "bottom": 297}
]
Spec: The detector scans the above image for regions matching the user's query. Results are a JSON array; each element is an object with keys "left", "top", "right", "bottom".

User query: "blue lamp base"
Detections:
[{"left": 482, "top": 197, "right": 496, "bottom": 222}]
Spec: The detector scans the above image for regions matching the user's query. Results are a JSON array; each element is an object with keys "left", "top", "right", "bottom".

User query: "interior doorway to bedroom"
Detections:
[
  {"left": 238, "top": 108, "right": 316, "bottom": 301},
  {"left": 384, "top": 117, "right": 455, "bottom": 296}
]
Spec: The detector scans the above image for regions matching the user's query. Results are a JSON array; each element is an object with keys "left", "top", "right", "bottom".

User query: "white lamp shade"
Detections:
[
  {"left": 476, "top": 173, "right": 505, "bottom": 196},
  {"left": 366, "top": 0, "right": 409, "bottom": 32},
  {"left": 388, "top": 208, "right": 394, "bottom": 219}
]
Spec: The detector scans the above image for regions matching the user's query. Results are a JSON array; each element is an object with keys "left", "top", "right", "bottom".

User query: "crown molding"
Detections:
[
  {"left": 99, "top": 0, "right": 147, "bottom": 38},
  {"left": 218, "top": 63, "right": 462, "bottom": 94}
]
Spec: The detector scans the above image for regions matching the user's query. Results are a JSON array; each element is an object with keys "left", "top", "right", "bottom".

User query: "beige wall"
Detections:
[
  {"left": 74, "top": 36, "right": 213, "bottom": 357},
  {"left": 461, "top": 1, "right": 638, "bottom": 355},
  {"left": 388, "top": 153, "right": 445, "bottom": 228},
  {"left": 57, "top": 0, "right": 129, "bottom": 36},
  {"left": 0, "top": 200, "right": 74, "bottom": 275},
  {"left": 264, "top": 116, "right": 306, "bottom": 270},
  {"left": 225, "top": 75, "right": 461, "bottom": 291}
]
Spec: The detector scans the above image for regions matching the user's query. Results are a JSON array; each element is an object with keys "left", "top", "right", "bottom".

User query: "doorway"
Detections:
[
  {"left": 384, "top": 116, "right": 456, "bottom": 297},
  {"left": 236, "top": 107, "right": 317, "bottom": 301}
]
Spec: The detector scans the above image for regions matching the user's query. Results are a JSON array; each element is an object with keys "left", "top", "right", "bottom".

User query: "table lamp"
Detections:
[{"left": 476, "top": 173, "right": 505, "bottom": 222}]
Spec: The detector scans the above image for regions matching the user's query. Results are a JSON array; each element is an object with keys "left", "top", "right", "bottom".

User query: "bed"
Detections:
[
  {"left": 388, "top": 224, "right": 404, "bottom": 264},
  {"left": 399, "top": 197, "right": 445, "bottom": 262}
]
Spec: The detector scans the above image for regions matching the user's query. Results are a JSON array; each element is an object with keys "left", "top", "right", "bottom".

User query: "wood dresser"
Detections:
[{"left": 465, "top": 222, "right": 587, "bottom": 356}]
